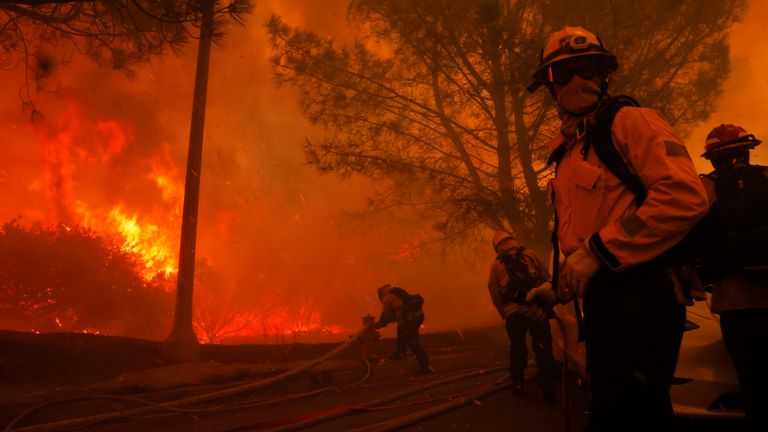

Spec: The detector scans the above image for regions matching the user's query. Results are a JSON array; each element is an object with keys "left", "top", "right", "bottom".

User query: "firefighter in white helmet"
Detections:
[
  {"left": 374, "top": 284, "right": 432, "bottom": 373},
  {"left": 698, "top": 124, "right": 768, "bottom": 430},
  {"left": 529, "top": 26, "right": 709, "bottom": 430},
  {"left": 487, "top": 231, "right": 557, "bottom": 402}
]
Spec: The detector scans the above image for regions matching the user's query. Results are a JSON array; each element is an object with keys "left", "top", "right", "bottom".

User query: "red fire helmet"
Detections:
[{"left": 702, "top": 124, "right": 761, "bottom": 159}]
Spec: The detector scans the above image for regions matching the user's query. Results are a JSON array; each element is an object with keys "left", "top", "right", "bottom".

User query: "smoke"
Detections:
[
  {"left": 0, "top": 0, "right": 496, "bottom": 338},
  {"left": 688, "top": 0, "right": 768, "bottom": 172}
]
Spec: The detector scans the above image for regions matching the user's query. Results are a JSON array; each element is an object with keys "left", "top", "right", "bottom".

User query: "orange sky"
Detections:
[
  {"left": 1, "top": 1, "right": 766, "bottom": 338},
  {"left": 688, "top": 0, "right": 768, "bottom": 172}
]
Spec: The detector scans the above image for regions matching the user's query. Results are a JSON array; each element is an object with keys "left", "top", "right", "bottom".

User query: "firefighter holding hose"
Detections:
[
  {"left": 374, "top": 284, "right": 433, "bottom": 374},
  {"left": 527, "top": 26, "right": 708, "bottom": 430}
]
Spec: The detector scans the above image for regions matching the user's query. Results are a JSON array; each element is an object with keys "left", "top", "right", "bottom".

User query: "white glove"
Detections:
[
  {"left": 560, "top": 246, "right": 600, "bottom": 298},
  {"left": 525, "top": 282, "right": 557, "bottom": 307}
]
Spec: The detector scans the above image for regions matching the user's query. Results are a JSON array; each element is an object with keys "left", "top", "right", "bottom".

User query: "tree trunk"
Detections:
[
  {"left": 164, "top": 0, "right": 215, "bottom": 357},
  {"left": 510, "top": 90, "right": 551, "bottom": 254}
]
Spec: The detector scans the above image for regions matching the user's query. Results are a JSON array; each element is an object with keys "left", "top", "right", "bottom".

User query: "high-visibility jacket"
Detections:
[{"left": 550, "top": 107, "right": 709, "bottom": 271}]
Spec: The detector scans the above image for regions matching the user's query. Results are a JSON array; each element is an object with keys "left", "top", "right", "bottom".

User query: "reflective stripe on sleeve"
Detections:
[
  {"left": 664, "top": 141, "right": 691, "bottom": 159},
  {"left": 588, "top": 232, "right": 621, "bottom": 271},
  {"left": 618, "top": 213, "right": 647, "bottom": 237}
]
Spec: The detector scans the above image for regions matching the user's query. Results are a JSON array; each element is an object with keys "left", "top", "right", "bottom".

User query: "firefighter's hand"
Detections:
[
  {"left": 560, "top": 246, "right": 600, "bottom": 298},
  {"left": 525, "top": 282, "right": 557, "bottom": 307}
]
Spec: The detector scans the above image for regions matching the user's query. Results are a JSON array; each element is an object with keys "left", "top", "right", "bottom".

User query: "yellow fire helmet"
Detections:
[{"left": 527, "top": 26, "right": 618, "bottom": 93}]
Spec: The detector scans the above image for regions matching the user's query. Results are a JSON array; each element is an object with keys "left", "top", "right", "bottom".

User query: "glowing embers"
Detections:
[{"left": 192, "top": 296, "right": 347, "bottom": 344}]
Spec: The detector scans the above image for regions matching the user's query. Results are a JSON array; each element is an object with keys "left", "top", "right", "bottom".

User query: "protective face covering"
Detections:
[{"left": 556, "top": 75, "right": 602, "bottom": 115}]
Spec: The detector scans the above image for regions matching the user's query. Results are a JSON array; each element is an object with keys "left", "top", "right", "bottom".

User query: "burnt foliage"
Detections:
[
  {"left": 0, "top": 0, "right": 254, "bottom": 116},
  {"left": 0, "top": 220, "right": 173, "bottom": 339}
]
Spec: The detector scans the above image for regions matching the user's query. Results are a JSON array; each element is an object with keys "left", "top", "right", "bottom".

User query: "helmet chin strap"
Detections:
[{"left": 599, "top": 78, "right": 609, "bottom": 99}]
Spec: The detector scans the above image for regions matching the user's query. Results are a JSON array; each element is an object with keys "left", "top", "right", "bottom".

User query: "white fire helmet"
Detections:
[{"left": 528, "top": 26, "right": 618, "bottom": 93}]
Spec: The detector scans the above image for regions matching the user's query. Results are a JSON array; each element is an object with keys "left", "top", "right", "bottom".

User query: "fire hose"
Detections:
[
  {"left": 262, "top": 363, "right": 508, "bottom": 432},
  {"left": 346, "top": 376, "right": 512, "bottom": 432},
  {"left": 3, "top": 324, "right": 375, "bottom": 432}
]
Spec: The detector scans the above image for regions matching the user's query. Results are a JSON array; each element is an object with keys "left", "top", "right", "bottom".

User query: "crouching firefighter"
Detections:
[
  {"left": 374, "top": 284, "right": 432, "bottom": 373},
  {"left": 487, "top": 232, "right": 558, "bottom": 402},
  {"left": 528, "top": 26, "right": 709, "bottom": 430},
  {"left": 698, "top": 124, "right": 768, "bottom": 430}
]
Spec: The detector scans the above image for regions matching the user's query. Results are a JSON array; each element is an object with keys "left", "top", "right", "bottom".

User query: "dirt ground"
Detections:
[
  {"left": 0, "top": 326, "right": 583, "bottom": 431},
  {"left": 0, "top": 327, "right": 747, "bottom": 431}
]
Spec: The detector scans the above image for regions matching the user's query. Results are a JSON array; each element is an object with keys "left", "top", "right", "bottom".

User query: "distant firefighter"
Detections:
[
  {"left": 487, "top": 231, "right": 557, "bottom": 402},
  {"left": 374, "top": 284, "right": 432, "bottom": 373},
  {"left": 698, "top": 124, "right": 768, "bottom": 430}
]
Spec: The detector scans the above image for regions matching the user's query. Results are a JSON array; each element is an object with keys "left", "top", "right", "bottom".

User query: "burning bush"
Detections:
[{"left": 0, "top": 219, "right": 172, "bottom": 339}]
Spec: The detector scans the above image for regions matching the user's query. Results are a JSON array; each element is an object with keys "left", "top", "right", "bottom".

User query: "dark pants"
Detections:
[
  {"left": 583, "top": 262, "right": 686, "bottom": 432},
  {"left": 720, "top": 308, "right": 768, "bottom": 431},
  {"left": 395, "top": 325, "right": 406, "bottom": 356},
  {"left": 505, "top": 312, "right": 557, "bottom": 386},
  {"left": 397, "top": 315, "right": 430, "bottom": 369}
]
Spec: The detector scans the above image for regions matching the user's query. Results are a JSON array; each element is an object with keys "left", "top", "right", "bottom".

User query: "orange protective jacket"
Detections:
[
  {"left": 377, "top": 285, "right": 417, "bottom": 326},
  {"left": 550, "top": 107, "right": 709, "bottom": 271},
  {"left": 487, "top": 244, "right": 550, "bottom": 319}
]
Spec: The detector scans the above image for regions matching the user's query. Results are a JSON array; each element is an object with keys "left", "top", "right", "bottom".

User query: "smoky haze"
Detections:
[
  {"left": 0, "top": 0, "right": 497, "bottom": 339},
  {"left": 0, "top": 0, "right": 764, "bottom": 340},
  {"left": 688, "top": 0, "right": 768, "bottom": 171}
]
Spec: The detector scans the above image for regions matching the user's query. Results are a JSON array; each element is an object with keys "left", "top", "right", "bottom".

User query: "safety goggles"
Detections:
[
  {"left": 528, "top": 34, "right": 614, "bottom": 93},
  {"left": 538, "top": 56, "right": 611, "bottom": 87}
]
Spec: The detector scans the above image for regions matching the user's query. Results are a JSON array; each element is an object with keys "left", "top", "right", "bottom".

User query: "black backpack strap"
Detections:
[
  {"left": 546, "top": 153, "right": 562, "bottom": 301},
  {"left": 547, "top": 143, "right": 567, "bottom": 167},
  {"left": 546, "top": 143, "right": 584, "bottom": 340},
  {"left": 584, "top": 96, "right": 647, "bottom": 206}
]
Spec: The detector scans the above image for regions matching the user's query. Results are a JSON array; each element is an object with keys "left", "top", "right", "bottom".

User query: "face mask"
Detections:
[{"left": 556, "top": 75, "right": 602, "bottom": 115}]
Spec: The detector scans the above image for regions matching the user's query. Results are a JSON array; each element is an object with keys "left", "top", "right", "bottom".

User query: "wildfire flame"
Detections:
[
  {"left": 29, "top": 100, "right": 180, "bottom": 281},
  {"left": 107, "top": 206, "right": 177, "bottom": 279},
  {"left": 13, "top": 98, "right": 348, "bottom": 340}
]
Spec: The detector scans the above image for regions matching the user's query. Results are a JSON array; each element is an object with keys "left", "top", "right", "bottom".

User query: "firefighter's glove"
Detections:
[
  {"left": 560, "top": 246, "right": 600, "bottom": 298},
  {"left": 525, "top": 282, "right": 557, "bottom": 307}
]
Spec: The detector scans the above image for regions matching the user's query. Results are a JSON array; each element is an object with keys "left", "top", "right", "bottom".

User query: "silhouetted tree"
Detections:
[
  {"left": 267, "top": 0, "right": 744, "bottom": 252},
  {"left": 0, "top": 0, "right": 253, "bottom": 115}
]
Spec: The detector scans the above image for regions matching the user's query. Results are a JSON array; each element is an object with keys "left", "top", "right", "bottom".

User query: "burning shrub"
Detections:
[{"left": 0, "top": 219, "right": 172, "bottom": 339}]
